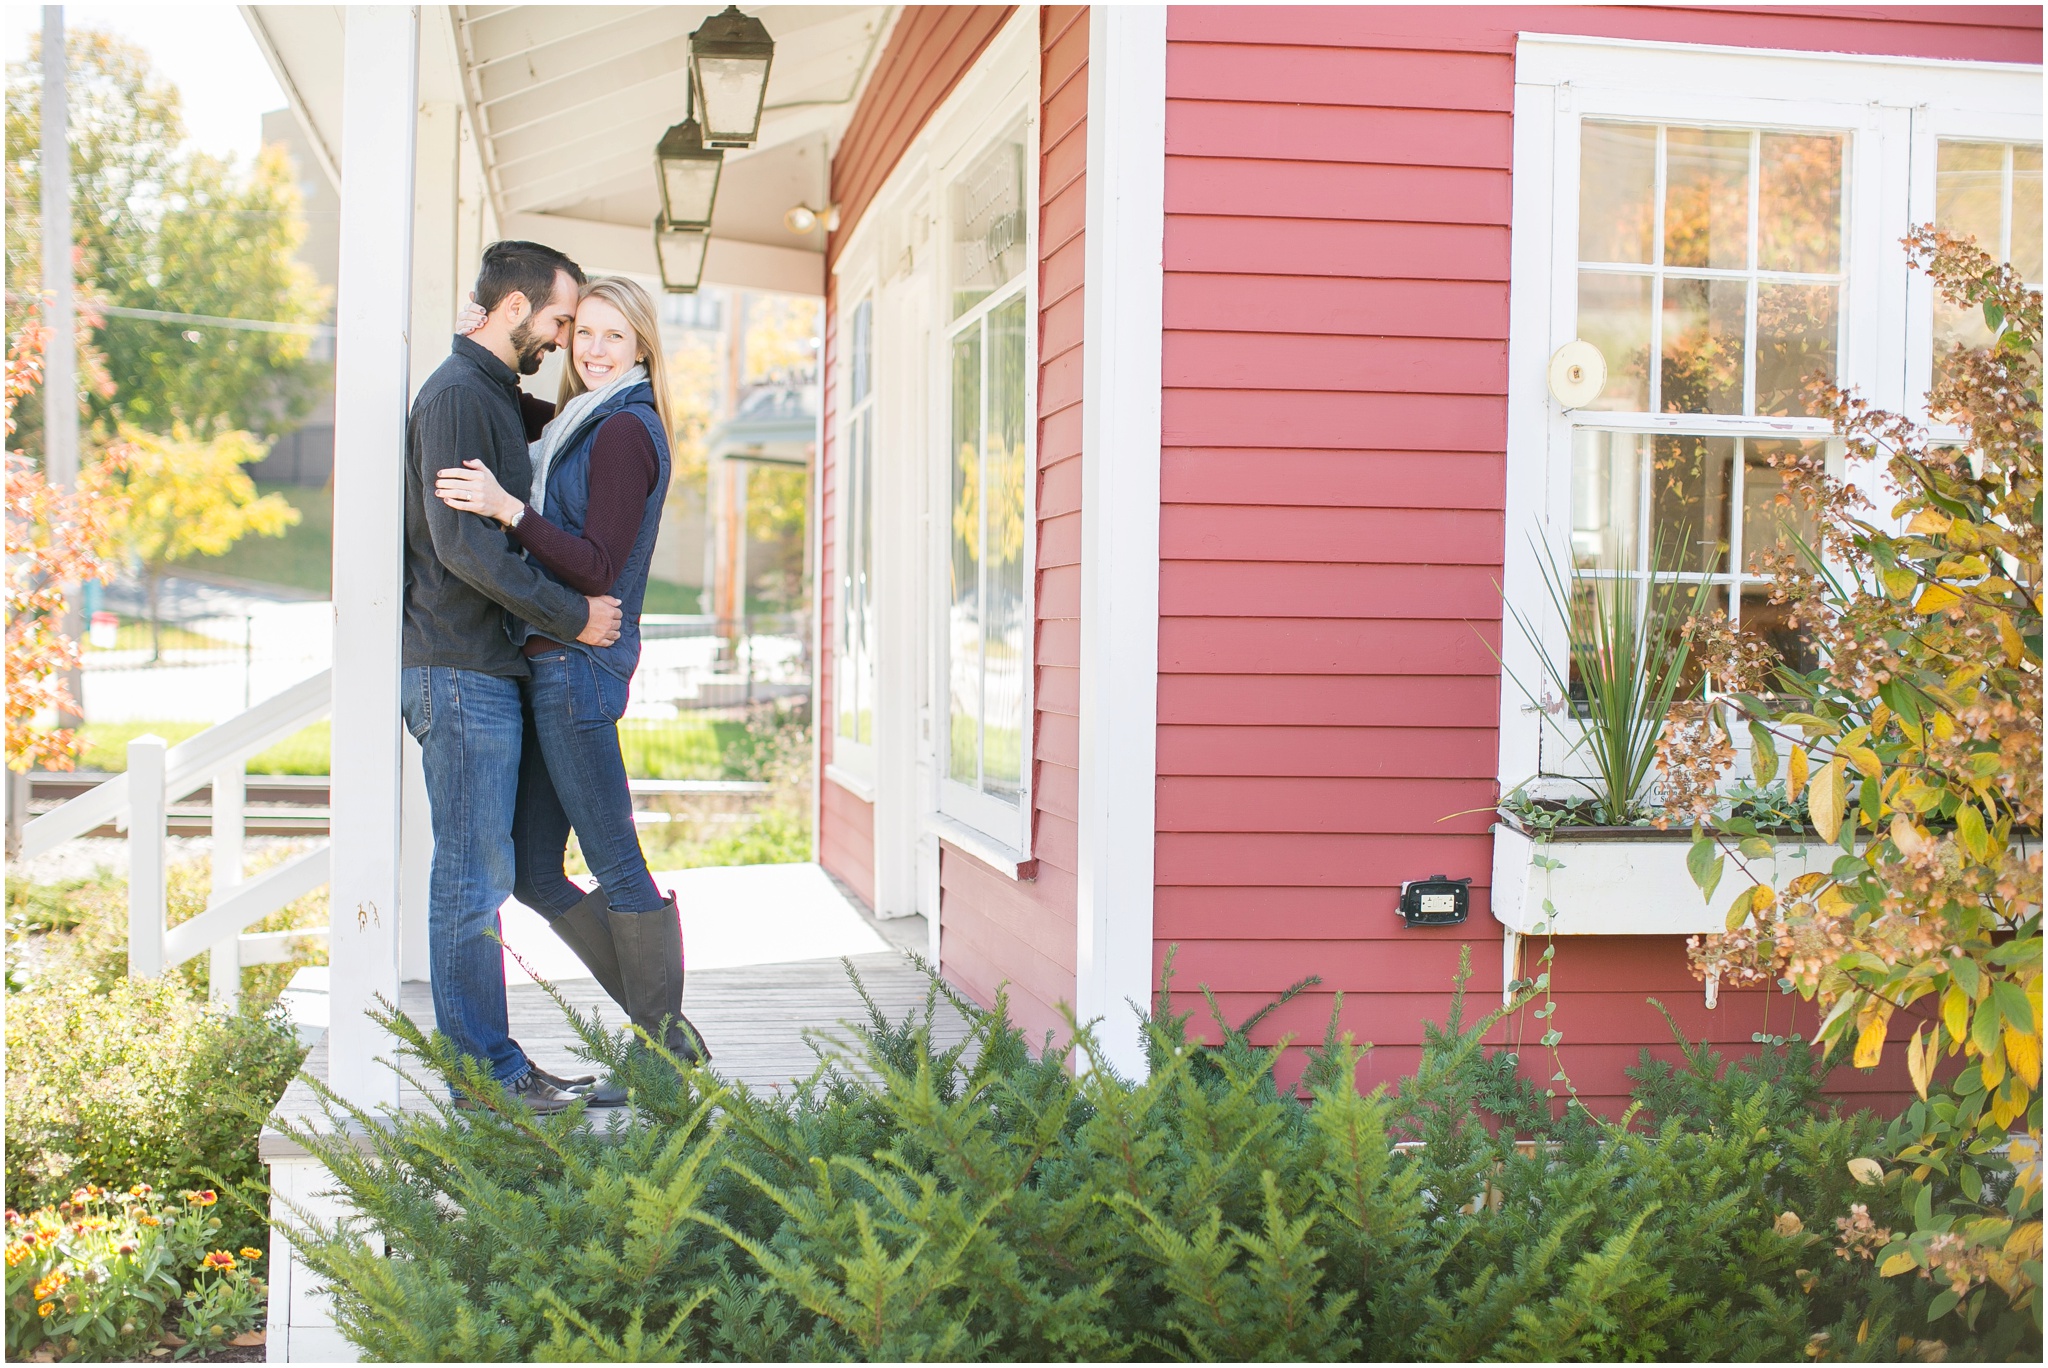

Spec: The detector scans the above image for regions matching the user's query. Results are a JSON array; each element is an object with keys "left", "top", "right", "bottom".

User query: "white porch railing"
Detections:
[{"left": 21, "top": 669, "right": 334, "bottom": 1009}]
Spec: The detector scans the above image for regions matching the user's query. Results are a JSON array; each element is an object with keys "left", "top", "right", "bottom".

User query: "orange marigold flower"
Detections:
[
  {"left": 68, "top": 1190, "right": 90, "bottom": 1206},
  {"left": 137, "top": 1215, "right": 161, "bottom": 1227},
  {"left": 32, "top": 1271, "right": 68, "bottom": 1300},
  {"left": 5, "top": 1244, "right": 29, "bottom": 1267},
  {"left": 200, "top": 1250, "right": 236, "bottom": 1273},
  {"left": 238, "top": 1247, "right": 263, "bottom": 1260},
  {"left": 37, "top": 1302, "right": 54, "bottom": 1318},
  {"left": 185, "top": 1190, "right": 217, "bottom": 1207}
]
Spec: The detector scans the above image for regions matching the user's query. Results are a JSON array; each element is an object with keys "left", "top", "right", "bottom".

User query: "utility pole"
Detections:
[{"left": 41, "top": 5, "right": 84, "bottom": 724}]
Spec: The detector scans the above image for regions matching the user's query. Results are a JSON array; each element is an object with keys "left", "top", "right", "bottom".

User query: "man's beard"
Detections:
[{"left": 508, "top": 318, "right": 552, "bottom": 375}]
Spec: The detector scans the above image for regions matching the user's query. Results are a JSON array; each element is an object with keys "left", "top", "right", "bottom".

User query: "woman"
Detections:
[{"left": 438, "top": 277, "right": 709, "bottom": 1077}]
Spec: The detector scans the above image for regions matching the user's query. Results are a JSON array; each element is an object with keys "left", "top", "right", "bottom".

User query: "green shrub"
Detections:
[
  {"left": 276, "top": 956, "right": 2040, "bottom": 1362},
  {"left": 4, "top": 977, "right": 302, "bottom": 1255}
]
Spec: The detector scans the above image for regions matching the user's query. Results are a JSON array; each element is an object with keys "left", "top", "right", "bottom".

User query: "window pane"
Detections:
[
  {"left": 1650, "top": 434, "right": 1733, "bottom": 573},
  {"left": 1757, "top": 133, "right": 1842, "bottom": 273},
  {"left": 1754, "top": 282, "right": 1838, "bottom": 417},
  {"left": 951, "top": 130, "right": 1027, "bottom": 319},
  {"left": 1661, "top": 277, "right": 1746, "bottom": 415},
  {"left": 1578, "top": 272, "right": 1652, "bottom": 411},
  {"left": 1571, "top": 429, "right": 1644, "bottom": 573},
  {"left": 981, "top": 296, "right": 1028, "bottom": 800},
  {"left": 1739, "top": 585, "right": 1822, "bottom": 680},
  {"left": 1566, "top": 582, "right": 1721, "bottom": 713},
  {"left": 1580, "top": 121, "right": 1657, "bottom": 264},
  {"left": 2013, "top": 145, "right": 2043, "bottom": 282},
  {"left": 948, "top": 327, "right": 983, "bottom": 786},
  {"left": 850, "top": 299, "right": 872, "bottom": 404},
  {"left": 1665, "top": 127, "right": 1750, "bottom": 270},
  {"left": 1936, "top": 141, "right": 2006, "bottom": 255},
  {"left": 1742, "top": 439, "right": 1824, "bottom": 574},
  {"left": 855, "top": 417, "right": 874, "bottom": 744}
]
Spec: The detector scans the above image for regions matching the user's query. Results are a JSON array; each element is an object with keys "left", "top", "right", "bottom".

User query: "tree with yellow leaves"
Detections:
[
  {"left": 104, "top": 424, "right": 299, "bottom": 659},
  {"left": 1664, "top": 226, "right": 2040, "bottom": 1327}
]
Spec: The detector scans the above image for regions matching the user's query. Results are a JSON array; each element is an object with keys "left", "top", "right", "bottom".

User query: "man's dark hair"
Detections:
[{"left": 474, "top": 240, "right": 585, "bottom": 315}]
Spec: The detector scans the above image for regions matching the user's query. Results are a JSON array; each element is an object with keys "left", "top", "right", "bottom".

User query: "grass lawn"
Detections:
[
  {"left": 71, "top": 715, "right": 748, "bottom": 780},
  {"left": 201, "top": 483, "right": 333, "bottom": 595}
]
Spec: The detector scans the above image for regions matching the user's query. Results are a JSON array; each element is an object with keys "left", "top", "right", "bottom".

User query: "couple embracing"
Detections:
[{"left": 403, "top": 239, "right": 706, "bottom": 1116}]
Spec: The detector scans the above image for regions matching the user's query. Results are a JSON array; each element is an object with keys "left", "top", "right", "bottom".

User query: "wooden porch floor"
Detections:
[{"left": 260, "top": 869, "right": 969, "bottom": 1161}]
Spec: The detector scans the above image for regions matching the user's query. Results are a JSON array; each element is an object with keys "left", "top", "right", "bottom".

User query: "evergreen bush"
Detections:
[{"left": 277, "top": 956, "right": 2041, "bottom": 1361}]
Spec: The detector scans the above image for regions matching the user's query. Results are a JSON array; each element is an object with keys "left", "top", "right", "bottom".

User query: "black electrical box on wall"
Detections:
[{"left": 1398, "top": 874, "right": 1470, "bottom": 927}]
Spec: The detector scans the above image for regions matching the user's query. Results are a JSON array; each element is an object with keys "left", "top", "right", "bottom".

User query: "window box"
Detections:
[{"left": 1489, "top": 812, "right": 1847, "bottom": 1008}]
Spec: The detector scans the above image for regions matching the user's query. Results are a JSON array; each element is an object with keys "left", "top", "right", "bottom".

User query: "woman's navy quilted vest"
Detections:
[{"left": 512, "top": 379, "right": 672, "bottom": 681}]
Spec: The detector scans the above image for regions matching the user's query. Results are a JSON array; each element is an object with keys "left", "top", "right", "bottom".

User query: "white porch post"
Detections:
[
  {"left": 327, "top": 5, "right": 418, "bottom": 1110},
  {"left": 1075, "top": 6, "right": 1167, "bottom": 1079}
]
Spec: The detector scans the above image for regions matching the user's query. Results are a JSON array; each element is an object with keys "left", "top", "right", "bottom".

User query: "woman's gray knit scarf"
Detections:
[{"left": 527, "top": 363, "right": 647, "bottom": 519}]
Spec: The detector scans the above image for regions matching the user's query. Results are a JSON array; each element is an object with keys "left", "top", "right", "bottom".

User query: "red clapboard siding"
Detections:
[
  {"left": 1156, "top": 3, "right": 2037, "bottom": 1117},
  {"left": 936, "top": 6, "right": 1088, "bottom": 1051}
]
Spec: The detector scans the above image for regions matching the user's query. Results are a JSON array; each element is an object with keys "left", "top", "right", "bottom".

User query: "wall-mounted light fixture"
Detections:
[
  {"left": 653, "top": 215, "right": 710, "bottom": 293},
  {"left": 689, "top": 6, "right": 775, "bottom": 148},
  {"left": 655, "top": 116, "right": 723, "bottom": 231},
  {"left": 782, "top": 203, "right": 839, "bottom": 235}
]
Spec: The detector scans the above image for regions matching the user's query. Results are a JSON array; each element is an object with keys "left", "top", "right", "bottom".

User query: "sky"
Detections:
[{"left": 6, "top": 5, "right": 287, "bottom": 165}]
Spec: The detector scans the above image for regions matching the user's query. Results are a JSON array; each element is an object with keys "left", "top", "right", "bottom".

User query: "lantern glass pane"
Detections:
[
  {"left": 655, "top": 228, "right": 708, "bottom": 291},
  {"left": 695, "top": 55, "right": 769, "bottom": 143},
  {"left": 661, "top": 157, "right": 720, "bottom": 227}
]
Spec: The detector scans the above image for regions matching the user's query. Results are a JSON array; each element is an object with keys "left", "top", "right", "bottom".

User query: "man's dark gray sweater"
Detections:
[{"left": 402, "top": 337, "right": 588, "bottom": 677}]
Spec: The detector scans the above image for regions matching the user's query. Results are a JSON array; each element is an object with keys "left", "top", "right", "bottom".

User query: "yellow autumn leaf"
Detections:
[
  {"left": 2004, "top": 1025, "right": 2040, "bottom": 1086},
  {"left": 1995, "top": 613, "right": 2029, "bottom": 666},
  {"left": 1943, "top": 984, "right": 1969, "bottom": 1045},
  {"left": 1789, "top": 871, "right": 1828, "bottom": 897},
  {"left": 1882, "top": 566, "right": 1919, "bottom": 601},
  {"left": 1752, "top": 883, "right": 1777, "bottom": 913},
  {"left": 1906, "top": 509, "right": 1953, "bottom": 535},
  {"left": 1915, "top": 583, "right": 1963, "bottom": 615},
  {"left": 1843, "top": 745, "right": 1884, "bottom": 779},
  {"left": 1810, "top": 759, "right": 1846, "bottom": 843},
  {"left": 1854, "top": 1005, "right": 1893, "bottom": 1069},
  {"left": 1788, "top": 744, "right": 1809, "bottom": 801},
  {"left": 1879, "top": 1252, "right": 1918, "bottom": 1278},
  {"left": 1906, "top": 1024, "right": 1931, "bottom": 1100},
  {"left": 1890, "top": 812, "right": 1930, "bottom": 858},
  {"left": 1818, "top": 884, "right": 1855, "bottom": 916}
]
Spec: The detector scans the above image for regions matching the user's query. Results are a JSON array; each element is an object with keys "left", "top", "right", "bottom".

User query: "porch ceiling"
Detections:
[{"left": 244, "top": 4, "right": 892, "bottom": 295}]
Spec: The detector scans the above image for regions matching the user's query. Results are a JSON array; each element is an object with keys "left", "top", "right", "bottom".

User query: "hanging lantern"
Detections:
[
  {"left": 689, "top": 6, "right": 774, "bottom": 148},
  {"left": 654, "top": 214, "right": 710, "bottom": 293},
  {"left": 654, "top": 117, "right": 722, "bottom": 231}
]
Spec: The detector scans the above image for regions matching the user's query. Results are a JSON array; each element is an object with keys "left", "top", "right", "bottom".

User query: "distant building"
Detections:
[{"left": 248, "top": 108, "right": 338, "bottom": 486}]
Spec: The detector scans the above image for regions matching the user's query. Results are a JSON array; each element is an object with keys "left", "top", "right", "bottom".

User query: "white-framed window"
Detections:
[
  {"left": 1501, "top": 36, "right": 2041, "bottom": 787},
  {"left": 821, "top": 8, "right": 1037, "bottom": 859},
  {"left": 832, "top": 294, "right": 877, "bottom": 779},
  {"left": 937, "top": 116, "right": 1033, "bottom": 843}
]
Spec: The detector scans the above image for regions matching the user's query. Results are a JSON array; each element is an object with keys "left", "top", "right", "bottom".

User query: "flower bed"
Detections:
[{"left": 5, "top": 1185, "right": 265, "bottom": 1362}]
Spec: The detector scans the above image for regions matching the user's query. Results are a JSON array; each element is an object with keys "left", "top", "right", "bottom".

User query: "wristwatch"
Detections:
[{"left": 506, "top": 503, "right": 525, "bottom": 529}]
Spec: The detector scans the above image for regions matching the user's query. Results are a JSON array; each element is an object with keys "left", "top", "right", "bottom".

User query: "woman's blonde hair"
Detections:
[{"left": 556, "top": 275, "right": 676, "bottom": 446}]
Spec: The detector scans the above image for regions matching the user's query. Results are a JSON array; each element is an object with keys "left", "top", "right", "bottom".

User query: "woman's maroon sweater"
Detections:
[{"left": 514, "top": 393, "right": 658, "bottom": 654}]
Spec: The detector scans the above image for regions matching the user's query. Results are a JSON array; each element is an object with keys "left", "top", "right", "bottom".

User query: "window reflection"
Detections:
[{"left": 1576, "top": 121, "right": 1845, "bottom": 418}]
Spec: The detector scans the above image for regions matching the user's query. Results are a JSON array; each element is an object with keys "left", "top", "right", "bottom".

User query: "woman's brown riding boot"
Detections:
[{"left": 605, "top": 891, "right": 711, "bottom": 1067}]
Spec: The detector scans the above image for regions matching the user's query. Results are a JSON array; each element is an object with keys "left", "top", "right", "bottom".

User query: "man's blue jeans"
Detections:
[
  {"left": 400, "top": 665, "right": 531, "bottom": 1087},
  {"left": 512, "top": 648, "right": 664, "bottom": 918}
]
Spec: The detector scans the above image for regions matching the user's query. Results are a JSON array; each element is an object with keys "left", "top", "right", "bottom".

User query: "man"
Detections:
[{"left": 401, "top": 240, "right": 617, "bottom": 1114}]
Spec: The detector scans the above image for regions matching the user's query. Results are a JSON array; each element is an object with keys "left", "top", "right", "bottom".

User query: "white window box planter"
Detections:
[{"left": 1489, "top": 817, "right": 1848, "bottom": 1009}]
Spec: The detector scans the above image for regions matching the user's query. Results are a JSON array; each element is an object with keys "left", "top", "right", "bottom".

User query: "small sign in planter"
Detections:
[{"left": 1489, "top": 816, "right": 1847, "bottom": 1009}]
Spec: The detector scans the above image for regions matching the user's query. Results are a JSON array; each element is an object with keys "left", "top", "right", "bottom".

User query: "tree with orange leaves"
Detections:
[{"left": 5, "top": 322, "right": 127, "bottom": 771}]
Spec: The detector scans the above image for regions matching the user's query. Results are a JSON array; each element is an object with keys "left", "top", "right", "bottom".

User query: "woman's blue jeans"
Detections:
[{"left": 512, "top": 648, "right": 664, "bottom": 920}]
